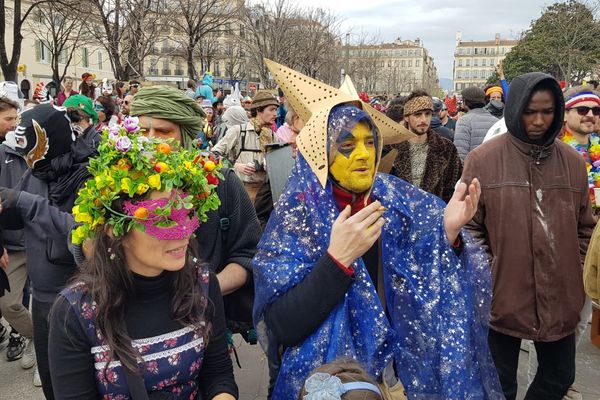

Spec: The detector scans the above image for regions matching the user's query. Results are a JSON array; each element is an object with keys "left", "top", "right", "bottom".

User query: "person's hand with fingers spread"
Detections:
[
  {"left": 328, "top": 200, "right": 386, "bottom": 267},
  {"left": 444, "top": 178, "right": 481, "bottom": 244}
]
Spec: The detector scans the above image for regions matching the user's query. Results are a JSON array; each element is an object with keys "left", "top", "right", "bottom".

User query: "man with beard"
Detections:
[
  {"left": 386, "top": 90, "right": 462, "bottom": 203},
  {"left": 461, "top": 73, "right": 596, "bottom": 400}
]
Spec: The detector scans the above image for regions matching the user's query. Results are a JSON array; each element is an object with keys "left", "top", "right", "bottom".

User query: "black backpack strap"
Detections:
[
  {"left": 122, "top": 366, "right": 150, "bottom": 400},
  {"left": 218, "top": 168, "right": 231, "bottom": 238}
]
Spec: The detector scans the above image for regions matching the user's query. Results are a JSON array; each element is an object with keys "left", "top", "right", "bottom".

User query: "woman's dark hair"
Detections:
[
  {"left": 67, "top": 196, "right": 211, "bottom": 374},
  {"left": 79, "top": 81, "right": 95, "bottom": 99},
  {"left": 115, "top": 82, "right": 126, "bottom": 98},
  {"left": 96, "top": 95, "right": 117, "bottom": 119},
  {"left": 298, "top": 359, "right": 382, "bottom": 400}
]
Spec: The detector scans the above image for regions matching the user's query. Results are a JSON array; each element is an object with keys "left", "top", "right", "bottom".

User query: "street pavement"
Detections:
[{"left": 1, "top": 326, "right": 599, "bottom": 399}]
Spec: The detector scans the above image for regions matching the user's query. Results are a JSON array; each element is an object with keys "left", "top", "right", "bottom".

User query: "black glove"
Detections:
[{"left": 0, "top": 187, "right": 19, "bottom": 212}]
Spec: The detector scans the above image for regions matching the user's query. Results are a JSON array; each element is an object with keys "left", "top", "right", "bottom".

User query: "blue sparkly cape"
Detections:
[{"left": 253, "top": 155, "right": 503, "bottom": 399}]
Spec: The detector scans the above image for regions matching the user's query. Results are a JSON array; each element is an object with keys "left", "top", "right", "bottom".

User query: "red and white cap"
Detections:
[{"left": 565, "top": 92, "right": 600, "bottom": 109}]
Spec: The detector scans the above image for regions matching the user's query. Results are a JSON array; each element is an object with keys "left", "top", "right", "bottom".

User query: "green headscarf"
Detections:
[{"left": 130, "top": 85, "right": 206, "bottom": 150}]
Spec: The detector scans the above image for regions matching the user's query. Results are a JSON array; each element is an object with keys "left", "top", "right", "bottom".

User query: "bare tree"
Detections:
[
  {"left": 222, "top": 37, "right": 248, "bottom": 82},
  {"left": 84, "top": 0, "right": 164, "bottom": 80},
  {"left": 293, "top": 7, "right": 342, "bottom": 83},
  {"left": 168, "top": 0, "right": 239, "bottom": 79},
  {"left": 26, "top": 2, "right": 88, "bottom": 86},
  {"left": 240, "top": 0, "right": 301, "bottom": 84},
  {"left": 0, "top": 0, "right": 54, "bottom": 82}
]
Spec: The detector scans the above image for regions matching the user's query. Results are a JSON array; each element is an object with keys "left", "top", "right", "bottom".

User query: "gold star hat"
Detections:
[{"left": 265, "top": 59, "right": 413, "bottom": 187}]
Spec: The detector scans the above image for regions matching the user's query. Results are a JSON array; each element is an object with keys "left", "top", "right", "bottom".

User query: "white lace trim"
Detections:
[
  {"left": 91, "top": 326, "right": 197, "bottom": 354},
  {"left": 93, "top": 337, "right": 205, "bottom": 370}
]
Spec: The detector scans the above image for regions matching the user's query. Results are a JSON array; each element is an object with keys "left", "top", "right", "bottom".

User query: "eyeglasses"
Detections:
[
  {"left": 569, "top": 106, "right": 600, "bottom": 116},
  {"left": 130, "top": 84, "right": 139, "bottom": 89}
]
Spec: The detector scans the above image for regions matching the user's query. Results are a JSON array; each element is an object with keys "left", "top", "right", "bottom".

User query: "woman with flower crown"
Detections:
[{"left": 44, "top": 121, "right": 238, "bottom": 399}]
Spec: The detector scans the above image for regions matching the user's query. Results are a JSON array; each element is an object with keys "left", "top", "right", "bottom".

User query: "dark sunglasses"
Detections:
[
  {"left": 569, "top": 106, "right": 600, "bottom": 116},
  {"left": 130, "top": 84, "right": 139, "bottom": 88}
]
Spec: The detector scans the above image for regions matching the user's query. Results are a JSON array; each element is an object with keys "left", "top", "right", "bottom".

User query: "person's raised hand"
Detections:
[
  {"left": 496, "top": 60, "right": 505, "bottom": 79},
  {"left": 328, "top": 201, "right": 386, "bottom": 267},
  {"left": 444, "top": 178, "right": 481, "bottom": 244}
]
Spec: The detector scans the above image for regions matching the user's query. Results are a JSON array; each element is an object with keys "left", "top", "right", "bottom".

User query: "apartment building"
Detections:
[
  {"left": 346, "top": 37, "right": 439, "bottom": 96},
  {"left": 453, "top": 32, "right": 518, "bottom": 92}
]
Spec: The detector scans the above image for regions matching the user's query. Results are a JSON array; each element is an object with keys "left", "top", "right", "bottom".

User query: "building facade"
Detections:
[
  {"left": 344, "top": 38, "right": 439, "bottom": 96},
  {"left": 346, "top": 38, "right": 440, "bottom": 96},
  {"left": 453, "top": 32, "right": 518, "bottom": 92}
]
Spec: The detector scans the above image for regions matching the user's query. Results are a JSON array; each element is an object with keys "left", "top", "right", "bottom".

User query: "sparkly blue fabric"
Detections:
[{"left": 253, "top": 154, "right": 503, "bottom": 400}]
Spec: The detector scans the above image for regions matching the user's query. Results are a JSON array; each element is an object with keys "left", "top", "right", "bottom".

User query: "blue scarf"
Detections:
[{"left": 253, "top": 155, "right": 503, "bottom": 399}]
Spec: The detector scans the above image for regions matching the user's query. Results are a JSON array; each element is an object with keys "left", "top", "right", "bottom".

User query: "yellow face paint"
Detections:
[{"left": 329, "top": 121, "right": 376, "bottom": 193}]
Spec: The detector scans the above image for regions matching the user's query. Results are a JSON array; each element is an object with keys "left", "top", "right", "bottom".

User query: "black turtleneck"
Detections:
[{"left": 48, "top": 270, "right": 238, "bottom": 399}]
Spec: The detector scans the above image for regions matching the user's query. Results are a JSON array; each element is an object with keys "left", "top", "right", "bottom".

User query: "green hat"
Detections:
[
  {"left": 63, "top": 94, "right": 99, "bottom": 124},
  {"left": 130, "top": 85, "right": 206, "bottom": 151}
]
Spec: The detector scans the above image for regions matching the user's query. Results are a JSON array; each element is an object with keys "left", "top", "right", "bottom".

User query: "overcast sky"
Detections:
[{"left": 294, "top": 0, "right": 553, "bottom": 80}]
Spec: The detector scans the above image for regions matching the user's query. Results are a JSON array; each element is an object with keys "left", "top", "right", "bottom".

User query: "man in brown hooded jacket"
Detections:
[{"left": 461, "top": 73, "right": 596, "bottom": 400}]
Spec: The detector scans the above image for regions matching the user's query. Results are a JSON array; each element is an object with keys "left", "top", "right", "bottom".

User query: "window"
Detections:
[
  {"left": 466, "top": 59, "right": 470, "bottom": 67},
  {"left": 474, "top": 59, "right": 478, "bottom": 66},
  {"left": 387, "top": 60, "right": 391, "bottom": 67},
  {"left": 490, "top": 58, "right": 494, "bottom": 66},
  {"left": 35, "top": 40, "right": 50, "bottom": 63},
  {"left": 466, "top": 47, "right": 472, "bottom": 55},
  {"left": 464, "top": 70, "right": 470, "bottom": 79},
  {"left": 82, "top": 48, "right": 89, "bottom": 68},
  {"left": 457, "top": 70, "right": 462, "bottom": 79},
  {"left": 458, "top": 59, "right": 463, "bottom": 67},
  {"left": 415, "top": 59, "right": 420, "bottom": 67},
  {"left": 408, "top": 60, "right": 412, "bottom": 67},
  {"left": 98, "top": 52, "right": 103, "bottom": 70},
  {"left": 401, "top": 60, "right": 406, "bottom": 67}
]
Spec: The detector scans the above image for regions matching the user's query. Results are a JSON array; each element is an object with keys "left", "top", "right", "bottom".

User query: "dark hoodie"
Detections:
[
  {"left": 505, "top": 72, "right": 565, "bottom": 151},
  {"left": 461, "top": 72, "right": 595, "bottom": 341}
]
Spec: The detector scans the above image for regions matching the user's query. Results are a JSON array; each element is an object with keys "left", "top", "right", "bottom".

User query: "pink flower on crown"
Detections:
[
  {"left": 123, "top": 117, "right": 139, "bottom": 133},
  {"left": 115, "top": 136, "right": 132, "bottom": 152}
]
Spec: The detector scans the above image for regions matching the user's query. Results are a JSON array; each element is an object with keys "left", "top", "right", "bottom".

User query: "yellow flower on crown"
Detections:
[
  {"left": 136, "top": 183, "right": 149, "bottom": 195},
  {"left": 148, "top": 174, "right": 161, "bottom": 190}
]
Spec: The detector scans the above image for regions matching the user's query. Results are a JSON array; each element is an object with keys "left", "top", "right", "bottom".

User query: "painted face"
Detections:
[
  {"left": 521, "top": 89, "right": 555, "bottom": 142},
  {"left": 564, "top": 100, "right": 599, "bottom": 136},
  {"left": 121, "top": 190, "right": 194, "bottom": 277},
  {"left": 329, "top": 121, "right": 376, "bottom": 193}
]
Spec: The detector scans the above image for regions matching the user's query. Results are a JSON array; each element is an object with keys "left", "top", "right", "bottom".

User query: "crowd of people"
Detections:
[{"left": 0, "top": 58, "right": 599, "bottom": 400}]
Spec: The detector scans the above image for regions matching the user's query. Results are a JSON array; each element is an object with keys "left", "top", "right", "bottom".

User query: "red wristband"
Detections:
[{"left": 327, "top": 251, "right": 355, "bottom": 277}]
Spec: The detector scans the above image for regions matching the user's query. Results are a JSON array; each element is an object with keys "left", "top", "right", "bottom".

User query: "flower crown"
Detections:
[{"left": 71, "top": 117, "right": 222, "bottom": 245}]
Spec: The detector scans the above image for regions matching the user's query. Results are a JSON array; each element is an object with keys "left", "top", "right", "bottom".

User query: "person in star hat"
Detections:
[{"left": 253, "top": 60, "right": 503, "bottom": 400}]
